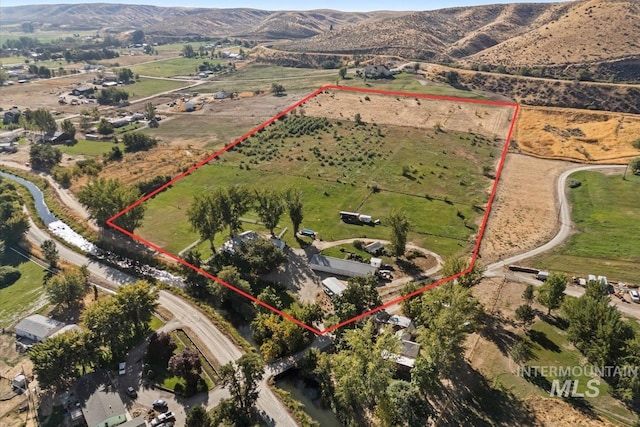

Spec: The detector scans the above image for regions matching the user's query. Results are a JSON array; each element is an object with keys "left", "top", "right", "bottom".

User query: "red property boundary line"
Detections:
[{"left": 107, "top": 84, "right": 520, "bottom": 336}]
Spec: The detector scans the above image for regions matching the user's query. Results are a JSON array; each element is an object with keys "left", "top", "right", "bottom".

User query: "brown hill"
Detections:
[{"left": 466, "top": 0, "right": 640, "bottom": 67}]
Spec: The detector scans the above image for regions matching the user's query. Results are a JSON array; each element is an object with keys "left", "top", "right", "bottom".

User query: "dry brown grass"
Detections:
[{"left": 514, "top": 106, "right": 640, "bottom": 163}]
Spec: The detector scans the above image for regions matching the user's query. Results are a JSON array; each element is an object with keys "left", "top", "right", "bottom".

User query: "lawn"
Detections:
[
  {"left": 0, "top": 248, "right": 48, "bottom": 328},
  {"left": 130, "top": 57, "right": 224, "bottom": 78},
  {"left": 125, "top": 77, "right": 190, "bottom": 99},
  {"left": 136, "top": 113, "right": 498, "bottom": 258},
  {"left": 533, "top": 171, "right": 640, "bottom": 283},
  {"left": 59, "top": 139, "right": 124, "bottom": 157}
]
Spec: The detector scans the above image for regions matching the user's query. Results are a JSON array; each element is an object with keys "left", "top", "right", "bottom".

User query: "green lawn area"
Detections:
[
  {"left": 533, "top": 171, "right": 640, "bottom": 283},
  {"left": 59, "top": 139, "right": 124, "bottom": 157},
  {"left": 137, "top": 115, "right": 499, "bottom": 258},
  {"left": 148, "top": 315, "right": 164, "bottom": 331},
  {"left": 125, "top": 77, "right": 189, "bottom": 99},
  {"left": 130, "top": 57, "right": 224, "bottom": 78},
  {"left": 0, "top": 249, "right": 48, "bottom": 328}
]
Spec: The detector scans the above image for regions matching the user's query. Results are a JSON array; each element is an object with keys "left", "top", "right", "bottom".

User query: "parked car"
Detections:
[
  {"left": 151, "top": 412, "right": 175, "bottom": 426},
  {"left": 152, "top": 399, "right": 168, "bottom": 410},
  {"left": 629, "top": 290, "right": 640, "bottom": 303},
  {"left": 118, "top": 362, "right": 126, "bottom": 376},
  {"left": 126, "top": 387, "right": 137, "bottom": 398}
]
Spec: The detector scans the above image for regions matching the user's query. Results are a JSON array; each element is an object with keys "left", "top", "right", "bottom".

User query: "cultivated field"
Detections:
[
  {"left": 134, "top": 89, "right": 515, "bottom": 260},
  {"left": 514, "top": 106, "right": 640, "bottom": 163}
]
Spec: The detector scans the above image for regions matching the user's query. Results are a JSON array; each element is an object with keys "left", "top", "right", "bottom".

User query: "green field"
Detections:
[
  {"left": 130, "top": 57, "right": 224, "bottom": 78},
  {"left": 126, "top": 77, "right": 189, "bottom": 99},
  {"left": 137, "top": 113, "right": 500, "bottom": 258},
  {"left": 533, "top": 171, "right": 640, "bottom": 283},
  {"left": 59, "top": 139, "right": 125, "bottom": 157},
  {"left": 0, "top": 249, "right": 48, "bottom": 328}
]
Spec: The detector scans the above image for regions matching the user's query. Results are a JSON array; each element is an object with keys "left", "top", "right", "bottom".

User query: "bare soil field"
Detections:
[
  {"left": 302, "top": 89, "right": 515, "bottom": 137},
  {"left": 479, "top": 153, "right": 574, "bottom": 264},
  {"left": 0, "top": 74, "right": 89, "bottom": 112},
  {"left": 514, "top": 106, "right": 640, "bottom": 163}
]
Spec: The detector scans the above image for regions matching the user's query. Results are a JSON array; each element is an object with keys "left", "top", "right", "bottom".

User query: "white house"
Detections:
[
  {"left": 321, "top": 277, "right": 347, "bottom": 298},
  {"left": 14, "top": 314, "right": 64, "bottom": 343}
]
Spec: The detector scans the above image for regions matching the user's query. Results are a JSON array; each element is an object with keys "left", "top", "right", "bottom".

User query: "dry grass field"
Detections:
[
  {"left": 514, "top": 106, "right": 640, "bottom": 163},
  {"left": 302, "top": 89, "right": 514, "bottom": 137}
]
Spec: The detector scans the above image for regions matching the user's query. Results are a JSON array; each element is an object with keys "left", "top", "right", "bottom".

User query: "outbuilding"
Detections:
[
  {"left": 321, "top": 277, "right": 347, "bottom": 298},
  {"left": 75, "top": 371, "right": 127, "bottom": 427},
  {"left": 310, "top": 254, "right": 378, "bottom": 278},
  {"left": 14, "top": 314, "right": 64, "bottom": 343}
]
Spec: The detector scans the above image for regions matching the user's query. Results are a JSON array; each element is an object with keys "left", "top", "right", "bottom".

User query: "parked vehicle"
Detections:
[
  {"left": 629, "top": 290, "right": 640, "bottom": 303},
  {"left": 152, "top": 399, "right": 168, "bottom": 410},
  {"left": 118, "top": 362, "right": 126, "bottom": 376},
  {"left": 126, "top": 386, "right": 137, "bottom": 398}
]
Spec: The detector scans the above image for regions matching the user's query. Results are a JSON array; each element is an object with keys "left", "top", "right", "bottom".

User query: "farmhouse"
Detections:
[
  {"left": 75, "top": 371, "right": 127, "bottom": 427},
  {"left": 41, "top": 131, "right": 72, "bottom": 144},
  {"left": 321, "top": 277, "right": 347, "bottom": 298},
  {"left": 14, "top": 314, "right": 64, "bottom": 343},
  {"left": 382, "top": 340, "right": 421, "bottom": 372},
  {"left": 72, "top": 86, "right": 95, "bottom": 96},
  {"left": 363, "top": 64, "right": 392, "bottom": 79},
  {"left": 310, "top": 254, "right": 378, "bottom": 278},
  {"left": 222, "top": 230, "right": 260, "bottom": 254}
]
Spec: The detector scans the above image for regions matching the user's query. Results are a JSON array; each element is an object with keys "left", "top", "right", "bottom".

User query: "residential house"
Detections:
[
  {"left": 75, "top": 371, "right": 127, "bottom": 427},
  {"left": 14, "top": 314, "right": 65, "bottom": 343},
  {"left": 41, "top": 131, "right": 72, "bottom": 145},
  {"left": 3, "top": 108, "right": 21, "bottom": 125},
  {"left": 72, "top": 86, "right": 95, "bottom": 97},
  {"left": 363, "top": 64, "right": 392, "bottom": 79}
]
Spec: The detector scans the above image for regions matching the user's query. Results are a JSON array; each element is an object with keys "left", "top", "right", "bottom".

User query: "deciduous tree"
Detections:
[
  {"left": 78, "top": 178, "right": 145, "bottom": 231},
  {"left": 537, "top": 273, "right": 567, "bottom": 315},
  {"left": 29, "top": 143, "right": 62, "bottom": 171},
  {"left": 219, "top": 352, "right": 264, "bottom": 423},
  {"left": 45, "top": 266, "right": 88, "bottom": 308},
  {"left": 388, "top": 209, "right": 410, "bottom": 256},
  {"left": 40, "top": 239, "right": 58, "bottom": 268},
  {"left": 284, "top": 188, "right": 304, "bottom": 235},
  {"left": 254, "top": 189, "right": 284, "bottom": 236}
]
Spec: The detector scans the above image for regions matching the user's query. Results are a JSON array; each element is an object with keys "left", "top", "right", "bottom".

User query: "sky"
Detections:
[{"left": 1, "top": 0, "right": 568, "bottom": 13}]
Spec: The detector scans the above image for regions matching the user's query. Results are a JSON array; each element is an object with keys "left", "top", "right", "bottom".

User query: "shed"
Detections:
[
  {"left": 15, "top": 314, "right": 64, "bottom": 343},
  {"left": 364, "top": 241, "right": 383, "bottom": 254},
  {"left": 72, "top": 86, "right": 94, "bottom": 96},
  {"left": 310, "top": 254, "right": 378, "bottom": 278},
  {"left": 321, "top": 277, "right": 347, "bottom": 298},
  {"left": 370, "top": 257, "right": 382, "bottom": 268},
  {"left": 41, "top": 131, "right": 72, "bottom": 145},
  {"left": 12, "top": 374, "right": 27, "bottom": 391},
  {"left": 75, "top": 371, "right": 127, "bottom": 427}
]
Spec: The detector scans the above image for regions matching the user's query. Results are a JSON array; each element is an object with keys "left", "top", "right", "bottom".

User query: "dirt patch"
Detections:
[
  {"left": 514, "top": 106, "right": 640, "bottom": 163},
  {"left": 302, "top": 89, "right": 514, "bottom": 138},
  {"left": 479, "top": 153, "right": 574, "bottom": 264}
]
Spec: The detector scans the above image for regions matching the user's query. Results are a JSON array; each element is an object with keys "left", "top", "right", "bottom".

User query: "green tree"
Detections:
[
  {"left": 254, "top": 189, "right": 284, "bottom": 236},
  {"left": 114, "top": 280, "right": 158, "bottom": 335},
  {"left": 118, "top": 68, "right": 135, "bottom": 84},
  {"left": 96, "top": 118, "right": 114, "bottom": 135},
  {"left": 388, "top": 209, "right": 410, "bottom": 256},
  {"left": 78, "top": 178, "right": 145, "bottom": 231},
  {"left": 333, "top": 275, "right": 382, "bottom": 323},
  {"left": 79, "top": 114, "right": 92, "bottom": 133},
  {"left": 219, "top": 352, "right": 264, "bottom": 423},
  {"left": 284, "top": 188, "right": 304, "bottom": 235},
  {"left": 271, "top": 83, "right": 286, "bottom": 96},
  {"left": 537, "top": 273, "right": 567, "bottom": 315},
  {"left": 29, "top": 331, "right": 84, "bottom": 390},
  {"left": 523, "top": 284, "right": 535, "bottom": 304},
  {"left": 169, "top": 347, "right": 202, "bottom": 394},
  {"left": 186, "top": 405, "right": 211, "bottom": 427},
  {"left": 147, "top": 331, "right": 177, "bottom": 366},
  {"left": 29, "top": 143, "right": 62, "bottom": 171},
  {"left": 60, "top": 119, "right": 76, "bottom": 142},
  {"left": 0, "top": 69, "right": 8, "bottom": 85},
  {"left": 45, "top": 266, "right": 88, "bottom": 308},
  {"left": 339, "top": 66, "right": 347, "bottom": 79},
  {"left": 31, "top": 108, "right": 57, "bottom": 135},
  {"left": 515, "top": 304, "right": 535, "bottom": 331},
  {"left": 388, "top": 380, "right": 433, "bottom": 427},
  {"left": 122, "top": 132, "right": 157, "bottom": 152},
  {"left": 183, "top": 44, "right": 196, "bottom": 58},
  {"left": 440, "top": 256, "right": 484, "bottom": 288},
  {"left": 188, "top": 192, "right": 224, "bottom": 253},
  {"left": 0, "top": 179, "right": 29, "bottom": 244},
  {"left": 144, "top": 102, "right": 156, "bottom": 121},
  {"left": 220, "top": 185, "right": 252, "bottom": 238},
  {"left": 212, "top": 265, "right": 253, "bottom": 319},
  {"left": 40, "top": 239, "right": 59, "bottom": 268}
]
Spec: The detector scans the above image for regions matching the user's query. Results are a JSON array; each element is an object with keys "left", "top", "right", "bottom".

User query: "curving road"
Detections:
[{"left": 485, "top": 164, "right": 627, "bottom": 276}]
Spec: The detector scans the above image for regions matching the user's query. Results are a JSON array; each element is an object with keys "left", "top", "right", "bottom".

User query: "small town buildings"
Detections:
[
  {"left": 3, "top": 108, "right": 21, "bottom": 125},
  {"left": 310, "top": 254, "right": 378, "bottom": 278},
  {"left": 14, "top": 314, "right": 64, "bottom": 343},
  {"left": 322, "top": 277, "right": 347, "bottom": 298},
  {"left": 72, "top": 86, "right": 95, "bottom": 96},
  {"left": 75, "top": 371, "right": 127, "bottom": 427}
]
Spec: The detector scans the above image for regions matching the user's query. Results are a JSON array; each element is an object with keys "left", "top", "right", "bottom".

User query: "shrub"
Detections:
[
  {"left": 353, "top": 240, "right": 364, "bottom": 250},
  {"left": 0, "top": 266, "right": 21, "bottom": 288},
  {"left": 632, "top": 138, "right": 640, "bottom": 150}
]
